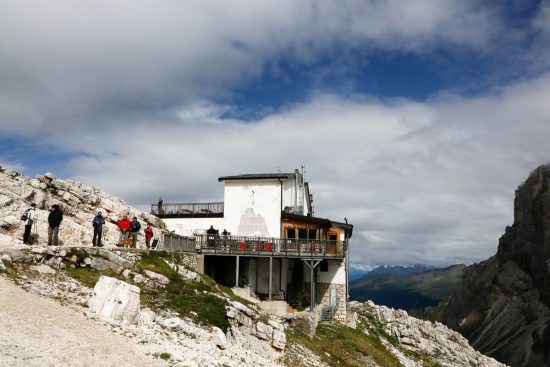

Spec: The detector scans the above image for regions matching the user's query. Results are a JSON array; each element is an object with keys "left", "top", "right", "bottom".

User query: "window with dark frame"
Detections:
[{"left": 286, "top": 228, "right": 295, "bottom": 239}]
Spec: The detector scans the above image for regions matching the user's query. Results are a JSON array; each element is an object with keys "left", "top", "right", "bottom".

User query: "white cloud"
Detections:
[
  {"left": 53, "top": 72, "right": 550, "bottom": 267},
  {"left": 0, "top": 0, "right": 503, "bottom": 135}
]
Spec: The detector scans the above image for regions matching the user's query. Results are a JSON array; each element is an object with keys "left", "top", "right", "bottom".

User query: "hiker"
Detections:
[
  {"left": 130, "top": 216, "right": 141, "bottom": 248},
  {"left": 158, "top": 197, "right": 163, "bottom": 215},
  {"left": 92, "top": 211, "right": 105, "bottom": 247},
  {"left": 206, "top": 225, "right": 217, "bottom": 248},
  {"left": 144, "top": 224, "right": 153, "bottom": 249},
  {"left": 117, "top": 215, "right": 131, "bottom": 246},
  {"left": 22, "top": 203, "right": 36, "bottom": 244},
  {"left": 221, "top": 229, "right": 229, "bottom": 249},
  {"left": 47, "top": 204, "right": 63, "bottom": 246}
]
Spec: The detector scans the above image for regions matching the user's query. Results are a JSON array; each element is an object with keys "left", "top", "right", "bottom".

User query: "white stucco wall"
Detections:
[
  {"left": 304, "top": 260, "right": 346, "bottom": 285},
  {"left": 163, "top": 217, "right": 224, "bottom": 237},
  {"left": 223, "top": 180, "right": 282, "bottom": 238}
]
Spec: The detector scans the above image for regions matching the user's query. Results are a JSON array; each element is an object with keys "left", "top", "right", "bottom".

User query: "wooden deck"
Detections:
[{"left": 161, "top": 233, "right": 346, "bottom": 259}]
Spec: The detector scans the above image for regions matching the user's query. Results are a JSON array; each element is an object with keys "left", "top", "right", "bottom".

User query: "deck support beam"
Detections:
[
  {"left": 235, "top": 255, "right": 240, "bottom": 288},
  {"left": 303, "top": 259, "right": 321, "bottom": 312},
  {"left": 268, "top": 256, "right": 273, "bottom": 301}
]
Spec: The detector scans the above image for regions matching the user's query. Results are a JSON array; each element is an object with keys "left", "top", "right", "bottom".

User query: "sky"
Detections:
[{"left": 2, "top": 0, "right": 550, "bottom": 271}]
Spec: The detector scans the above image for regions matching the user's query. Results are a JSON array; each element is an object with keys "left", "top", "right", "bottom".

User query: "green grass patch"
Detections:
[
  {"left": 65, "top": 266, "right": 101, "bottom": 288},
  {"left": 284, "top": 323, "right": 402, "bottom": 367},
  {"left": 138, "top": 252, "right": 230, "bottom": 333},
  {"left": 65, "top": 266, "right": 124, "bottom": 288},
  {"left": 153, "top": 352, "right": 171, "bottom": 360}
]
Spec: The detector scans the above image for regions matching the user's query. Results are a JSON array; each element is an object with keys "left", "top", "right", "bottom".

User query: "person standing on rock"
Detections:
[
  {"left": 22, "top": 203, "right": 37, "bottom": 244},
  {"left": 47, "top": 204, "right": 63, "bottom": 246},
  {"left": 117, "top": 214, "right": 131, "bottom": 247},
  {"left": 92, "top": 211, "right": 105, "bottom": 247},
  {"left": 130, "top": 217, "right": 141, "bottom": 248},
  {"left": 144, "top": 224, "right": 153, "bottom": 249}
]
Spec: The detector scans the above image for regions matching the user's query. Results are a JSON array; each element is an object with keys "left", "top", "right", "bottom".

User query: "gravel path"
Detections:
[{"left": 0, "top": 276, "right": 168, "bottom": 367}]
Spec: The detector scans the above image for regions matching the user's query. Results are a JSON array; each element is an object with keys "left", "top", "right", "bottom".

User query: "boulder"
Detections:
[
  {"left": 143, "top": 269, "right": 170, "bottom": 286},
  {"left": 88, "top": 276, "right": 140, "bottom": 325}
]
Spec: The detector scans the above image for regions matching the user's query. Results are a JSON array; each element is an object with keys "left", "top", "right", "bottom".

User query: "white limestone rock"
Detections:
[
  {"left": 138, "top": 308, "right": 157, "bottom": 325},
  {"left": 88, "top": 276, "right": 140, "bottom": 325},
  {"left": 143, "top": 269, "right": 170, "bottom": 286},
  {"left": 209, "top": 326, "right": 228, "bottom": 350},
  {"left": 350, "top": 301, "right": 507, "bottom": 367},
  {"left": 29, "top": 264, "right": 56, "bottom": 275},
  {"left": 162, "top": 317, "right": 186, "bottom": 330},
  {"left": 0, "top": 167, "right": 165, "bottom": 248}
]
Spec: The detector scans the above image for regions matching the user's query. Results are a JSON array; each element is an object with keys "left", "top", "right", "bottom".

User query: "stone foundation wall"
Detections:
[
  {"left": 304, "top": 282, "right": 347, "bottom": 324},
  {"left": 173, "top": 252, "right": 202, "bottom": 272}
]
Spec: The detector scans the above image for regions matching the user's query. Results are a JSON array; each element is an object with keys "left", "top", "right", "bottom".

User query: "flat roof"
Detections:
[{"left": 218, "top": 173, "right": 297, "bottom": 182}]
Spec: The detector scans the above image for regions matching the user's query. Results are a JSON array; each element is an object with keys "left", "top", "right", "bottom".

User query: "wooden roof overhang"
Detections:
[{"left": 281, "top": 212, "right": 353, "bottom": 238}]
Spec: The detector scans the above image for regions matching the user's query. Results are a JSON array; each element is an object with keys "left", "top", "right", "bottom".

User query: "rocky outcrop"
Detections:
[
  {"left": 0, "top": 166, "right": 165, "bottom": 247},
  {"left": 351, "top": 301, "right": 506, "bottom": 367},
  {"left": 88, "top": 276, "right": 141, "bottom": 324},
  {"left": 438, "top": 164, "right": 550, "bottom": 367}
]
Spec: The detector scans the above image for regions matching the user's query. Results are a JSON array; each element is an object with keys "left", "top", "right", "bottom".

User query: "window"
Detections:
[
  {"left": 286, "top": 228, "right": 295, "bottom": 239},
  {"left": 308, "top": 229, "right": 317, "bottom": 240},
  {"left": 298, "top": 228, "right": 307, "bottom": 239},
  {"left": 320, "top": 260, "right": 328, "bottom": 272}
]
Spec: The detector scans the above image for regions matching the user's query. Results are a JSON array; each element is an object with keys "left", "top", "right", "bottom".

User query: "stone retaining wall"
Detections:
[{"left": 304, "top": 282, "right": 347, "bottom": 324}]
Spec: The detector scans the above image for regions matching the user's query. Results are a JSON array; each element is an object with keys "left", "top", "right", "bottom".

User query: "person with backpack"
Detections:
[
  {"left": 130, "top": 216, "right": 141, "bottom": 248},
  {"left": 22, "top": 203, "right": 36, "bottom": 244},
  {"left": 144, "top": 224, "right": 153, "bottom": 249},
  {"left": 92, "top": 211, "right": 105, "bottom": 247},
  {"left": 47, "top": 204, "right": 63, "bottom": 246}
]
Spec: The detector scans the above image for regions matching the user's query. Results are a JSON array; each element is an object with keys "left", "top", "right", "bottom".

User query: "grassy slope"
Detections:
[
  {"left": 350, "top": 265, "right": 466, "bottom": 312},
  {"left": 1, "top": 253, "right": 453, "bottom": 366}
]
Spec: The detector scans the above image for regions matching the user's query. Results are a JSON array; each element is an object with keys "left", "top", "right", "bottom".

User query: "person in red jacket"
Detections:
[
  {"left": 117, "top": 215, "right": 131, "bottom": 247},
  {"left": 144, "top": 225, "right": 153, "bottom": 249}
]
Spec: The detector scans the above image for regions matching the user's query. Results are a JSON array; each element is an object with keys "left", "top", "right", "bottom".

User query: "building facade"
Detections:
[{"left": 154, "top": 170, "right": 353, "bottom": 323}]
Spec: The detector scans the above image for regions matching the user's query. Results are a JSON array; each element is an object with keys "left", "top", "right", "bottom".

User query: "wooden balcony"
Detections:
[{"left": 160, "top": 233, "right": 346, "bottom": 259}]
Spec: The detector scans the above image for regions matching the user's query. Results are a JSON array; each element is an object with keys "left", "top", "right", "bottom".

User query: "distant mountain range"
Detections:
[{"left": 349, "top": 264, "right": 466, "bottom": 312}]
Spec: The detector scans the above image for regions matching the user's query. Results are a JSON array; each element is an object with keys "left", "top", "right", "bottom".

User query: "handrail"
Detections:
[
  {"left": 196, "top": 234, "right": 345, "bottom": 258},
  {"left": 151, "top": 202, "right": 224, "bottom": 217},
  {"left": 158, "top": 232, "right": 346, "bottom": 258}
]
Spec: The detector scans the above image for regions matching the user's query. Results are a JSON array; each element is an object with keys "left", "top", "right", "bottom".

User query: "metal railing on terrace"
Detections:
[
  {"left": 159, "top": 232, "right": 346, "bottom": 258},
  {"left": 161, "top": 232, "right": 196, "bottom": 252},
  {"left": 151, "top": 202, "right": 224, "bottom": 218},
  {"left": 196, "top": 235, "right": 346, "bottom": 258}
]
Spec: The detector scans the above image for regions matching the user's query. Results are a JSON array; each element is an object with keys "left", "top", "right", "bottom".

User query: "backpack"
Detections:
[{"left": 20, "top": 208, "right": 32, "bottom": 221}]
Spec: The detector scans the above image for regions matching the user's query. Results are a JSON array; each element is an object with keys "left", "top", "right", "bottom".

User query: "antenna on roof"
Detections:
[{"left": 277, "top": 167, "right": 281, "bottom": 173}]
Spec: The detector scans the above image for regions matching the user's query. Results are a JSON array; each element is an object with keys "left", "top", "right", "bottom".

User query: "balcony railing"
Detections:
[
  {"left": 151, "top": 202, "right": 224, "bottom": 218},
  {"left": 161, "top": 232, "right": 196, "bottom": 252},
  {"left": 159, "top": 232, "right": 346, "bottom": 258},
  {"left": 196, "top": 235, "right": 346, "bottom": 258}
]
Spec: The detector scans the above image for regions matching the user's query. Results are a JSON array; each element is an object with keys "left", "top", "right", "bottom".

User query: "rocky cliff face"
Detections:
[
  {"left": 0, "top": 166, "right": 165, "bottom": 247},
  {"left": 438, "top": 164, "right": 550, "bottom": 367}
]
